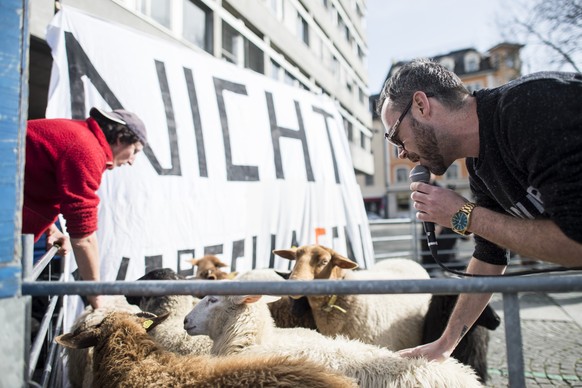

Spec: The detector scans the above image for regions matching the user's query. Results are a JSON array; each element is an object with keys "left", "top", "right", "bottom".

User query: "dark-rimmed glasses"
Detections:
[{"left": 384, "top": 93, "right": 434, "bottom": 149}]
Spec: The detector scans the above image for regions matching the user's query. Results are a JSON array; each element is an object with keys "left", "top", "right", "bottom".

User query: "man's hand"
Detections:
[
  {"left": 45, "top": 224, "right": 71, "bottom": 256},
  {"left": 87, "top": 295, "right": 110, "bottom": 310},
  {"left": 397, "top": 339, "right": 453, "bottom": 362}
]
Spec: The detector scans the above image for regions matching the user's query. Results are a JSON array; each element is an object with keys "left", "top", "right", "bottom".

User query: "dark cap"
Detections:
[{"left": 90, "top": 107, "right": 148, "bottom": 146}]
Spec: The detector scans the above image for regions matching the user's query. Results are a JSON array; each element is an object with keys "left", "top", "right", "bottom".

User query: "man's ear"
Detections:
[{"left": 414, "top": 91, "right": 431, "bottom": 116}]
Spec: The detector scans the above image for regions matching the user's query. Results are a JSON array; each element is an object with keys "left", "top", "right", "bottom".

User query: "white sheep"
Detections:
[
  {"left": 56, "top": 310, "right": 357, "bottom": 388},
  {"left": 125, "top": 268, "right": 213, "bottom": 355},
  {"left": 184, "top": 294, "right": 482, "bottom": 388},
  {"left": 273, "top": 245, "right": 432, "bottom": 350},
  {"left": 235, "top": 268, "right": 317, "bottom": 329}
]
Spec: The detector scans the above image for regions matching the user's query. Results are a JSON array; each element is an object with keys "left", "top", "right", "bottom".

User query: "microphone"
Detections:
[{"left": 409, "top": 165, "right": 438, "bottom": 255}]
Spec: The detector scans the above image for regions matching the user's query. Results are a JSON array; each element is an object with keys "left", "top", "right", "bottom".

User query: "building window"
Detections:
[
  {"left": 139, "top": 0, "right": 172, "bottom": 29},
  {"left": 392, "top": 145, "right": 399, "bottom": 158},
  {"left": 330, "top": 55, "right": 339, "bottom": 74},
  {"left": 345, "top": 118, "right": 353, "bottom": 141},
  {"left": 245, "top": 40, "right": 264, "bottom": 74},
  {"left": 284, "top": 70, "right": 296, "bottom": 86},
  {"left": 297, "top": 15, "right": 309, "bottom": 46},
  {"left": 396, "top": 192, "right": 410, "bottom": 212},
  {"left": 337, "top": 15, "right": 345, "bottom": 31},
  {"left": 182, "top": 0, "right": 213, "bottom": 53},
  {"left": 360, "top": 131, "right": 366, "bottom": 149},
  {"left": 346, "top": 81, "right": 353, "bottom": 94},
  {"left": 222, "top": 23, "right": 241, "bottom": 64},
  {"left": 365, "top": 174, "right": 374, "bottom": 186},
  {"left": 491, "top": 53, "right": 500, "bottom": 69},
  {"left": 446, "top": 164, "right": 459, "bottom": 180},
  {"left": 269, "top": 0, "right": 284, "bottom": 21},
  {"left": 396, "top": 167, "right": 408, "bottom": 183},
  {"left": 222, "top": 23, "right": 264, "bottom": 74},
  {"left": 270, "top": 59, "right": 281, "bottom": 80},
  {"left": 505, "top": 54, "right": 515, "bottom": 68},
  {"left": 439, "top": 57, "right": 455, "bottom": 72},
  {"left": 464, "top": 53, "right": 480, "bottom": 73}
]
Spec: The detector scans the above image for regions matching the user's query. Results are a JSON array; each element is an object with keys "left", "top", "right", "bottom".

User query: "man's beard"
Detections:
[{"left": 410, "top": 117, "right": 448, "bottom": 175}]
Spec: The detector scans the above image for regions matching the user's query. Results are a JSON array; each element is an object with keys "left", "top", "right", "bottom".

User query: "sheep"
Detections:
[
  {"left": 64, "top": 295, "right": 142, "bottom": 388},
  {"left": 184, "top": 294, "right": 482, "bottom": 388},
  {"left": 125, "top": 268, "right": 213, "bottom": 356},
  {"left": 235, "top": 268, "right": 317, "bottom": 330},
  {"left": 273, "top": 244, "right": 432, "bottom": 350},
  {"left": 190, "top": 255, "right": 238, "bottom": 280},
  {"left": 373, "top": 256, "right": 500, "bottom": 382},
  {"left": 56, "top": 311, "right": 357, "bottom": 388},
  {"left": 422, "top": 294, "right": 501, "bottom": 383}
]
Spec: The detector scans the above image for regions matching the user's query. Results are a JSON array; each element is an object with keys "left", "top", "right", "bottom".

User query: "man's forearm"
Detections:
[
  {"left": 470, "top": 207, "right": 582, "bottom": 267},
  {"left": 439, "top": 259, "right": 504, "bottom": 351},
  {"left": 70, "top": 231, "right": 100, "bottom": 282}
]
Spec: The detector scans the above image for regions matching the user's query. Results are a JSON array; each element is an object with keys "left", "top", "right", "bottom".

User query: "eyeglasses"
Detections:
[{"left": 384, "top": 93, "right": 434, "bottom": 149}]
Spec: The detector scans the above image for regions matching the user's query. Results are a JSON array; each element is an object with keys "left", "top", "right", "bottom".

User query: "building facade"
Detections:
[
  {"left": 28, "top": 0, "right": 374, "bottom": 175},
  {"left": 362, "top": 43, "right": 523, "bottom": 218}
]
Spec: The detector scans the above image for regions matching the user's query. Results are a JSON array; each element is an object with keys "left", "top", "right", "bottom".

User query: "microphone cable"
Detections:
[{"left": 426, "top": 239, "right": 582, "bottom": 277}]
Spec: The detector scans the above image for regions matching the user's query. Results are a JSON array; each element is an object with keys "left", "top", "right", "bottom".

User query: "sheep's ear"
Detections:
[
  {"left": 190, "top": 258, "right": 201, "bottom": 266},
  {"left": 331, "top": 252, "right": 358, "bottom": 269},
  {"left": 274, "top": 270, "right": 290, "bottom": 279},
  {"left": 139, "top": 312, "right": 170, "bottom": 332},
  {"left": 55, "top": 330, "right": 98, "bottom": 349},
  {"left": 272, "top": 248, "right": 297, "bottom": 260},
  {"left": 213, "top": 258, "right": 228, "bottom": 268},
  {"left": 262, "top": 295, "right": 281, "bottom": 304},
  {"left": 226, "top": 271, "right": 239, "bottom": 280},
  {"left": 232, "top": 295, "right": 262, "bottom": 305}
]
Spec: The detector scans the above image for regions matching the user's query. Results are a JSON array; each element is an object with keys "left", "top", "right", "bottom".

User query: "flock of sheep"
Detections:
[{"left": 56, "top": 244, "right": 500, "bottom": 387}]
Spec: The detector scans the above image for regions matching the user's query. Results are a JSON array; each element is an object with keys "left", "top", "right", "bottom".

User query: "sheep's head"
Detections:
[
  {"left": 273, "top": 245, "right": 358, "bottom": 282},
  {"left": 191, "top": 255, "right": 237, "bottom": 280},
  {"left": 126, "top": 268, "right": 185, "bottom": 307},
  {"left": 184, "top": 294, "right": 279, "bottom": 338},
  {"left": 55, "top": 311, "right": 169, "bottom": 350}
]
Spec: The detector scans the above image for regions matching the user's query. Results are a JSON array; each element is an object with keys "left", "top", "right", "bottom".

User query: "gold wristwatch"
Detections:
[{"left": 451, "top": 202, "right": 477, "bottom": 236}]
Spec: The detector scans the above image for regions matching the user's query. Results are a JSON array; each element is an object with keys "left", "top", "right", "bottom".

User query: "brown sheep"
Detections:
[
  {"left": 273, "top": 244, "right": 431, "bottom": 350},
  {"left": 56, "top": 311, "right": 356, "bottom": 388},
  {"left": 190, "top": 255, "right": 237, "bottom": 280}
]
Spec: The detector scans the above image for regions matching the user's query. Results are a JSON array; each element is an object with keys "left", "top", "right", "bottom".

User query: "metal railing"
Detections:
[
  {"left": 21, "top": 228, "right": 582, "bottom": 388},
  {"left": 22, "top": 235, "right": 64, "bottom": 388}
]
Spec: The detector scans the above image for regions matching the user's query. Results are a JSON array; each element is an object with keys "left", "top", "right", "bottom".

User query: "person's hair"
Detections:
[
  {"left": 93, "top": 116, "right": 141, "bottom": 146},
  {"left": 375, "top": 58, "right": 470, "bottom": 117}
]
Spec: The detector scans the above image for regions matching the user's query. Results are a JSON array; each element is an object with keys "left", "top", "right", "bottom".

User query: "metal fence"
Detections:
[{"left": 22, "top": 227, "right": 582, "bottom": 388}]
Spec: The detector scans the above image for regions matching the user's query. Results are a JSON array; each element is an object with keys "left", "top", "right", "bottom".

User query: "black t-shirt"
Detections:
[{"left": 466, "top": 71, "right": 582, "bottom": 265}]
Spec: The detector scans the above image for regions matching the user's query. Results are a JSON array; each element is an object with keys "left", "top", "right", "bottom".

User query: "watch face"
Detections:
[{"left": 452, "top": 212, "right": 468, "bottom": 231}]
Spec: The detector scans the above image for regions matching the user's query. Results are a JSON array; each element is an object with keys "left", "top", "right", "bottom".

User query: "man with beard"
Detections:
[{"left": 376, "top": 58, "right": 582, "bottom": 362}]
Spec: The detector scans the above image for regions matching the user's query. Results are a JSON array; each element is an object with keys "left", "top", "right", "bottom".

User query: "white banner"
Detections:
[{"left": 45, "top": 6, "right": 374, "bottom": 282}]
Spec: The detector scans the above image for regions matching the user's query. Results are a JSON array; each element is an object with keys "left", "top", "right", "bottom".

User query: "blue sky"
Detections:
[{"left": 366, "top": 0, "right": 506, "bottom": 94}]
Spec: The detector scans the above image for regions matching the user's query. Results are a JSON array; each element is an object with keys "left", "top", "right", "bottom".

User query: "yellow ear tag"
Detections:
[{"left": 142, "top": 319, "right": 154, "bottom": 329}]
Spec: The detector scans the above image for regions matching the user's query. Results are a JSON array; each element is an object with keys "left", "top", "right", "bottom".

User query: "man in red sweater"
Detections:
[{"left": 23, "top": 107, "right": 148, "bottom": 309}]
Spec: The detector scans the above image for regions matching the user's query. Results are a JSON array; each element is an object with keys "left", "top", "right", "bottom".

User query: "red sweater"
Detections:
[{"left": 22, "top": 118, "right": 113, "bottom": 241}]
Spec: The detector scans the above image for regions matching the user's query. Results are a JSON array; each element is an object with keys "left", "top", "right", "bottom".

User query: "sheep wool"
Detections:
[
  {"left": 184, "top": 294, "right": 482, "bottom": 388},
  {"left": 56, "top": 311, "right": 357, "bottom": 388},
  {"left": 274, "top": 245, "right": 432, "bottom": 350}
]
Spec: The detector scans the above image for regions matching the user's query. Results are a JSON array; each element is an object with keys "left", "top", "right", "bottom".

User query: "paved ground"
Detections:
[{"left": 484, "top": 291, "right": 582, "bottom": 387}]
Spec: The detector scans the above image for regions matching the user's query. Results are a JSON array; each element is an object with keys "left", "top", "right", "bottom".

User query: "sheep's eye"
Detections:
[
  {"left": 318, "top": 259, "right": 329, "bottom": 267},
  {"left": 207, "top": 296, "right": 218, "bottom": 304}
]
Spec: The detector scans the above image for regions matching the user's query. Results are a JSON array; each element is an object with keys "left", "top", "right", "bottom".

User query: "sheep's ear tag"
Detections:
[{"left": 142, "top": 319, "right": 154, "bottom": 329}]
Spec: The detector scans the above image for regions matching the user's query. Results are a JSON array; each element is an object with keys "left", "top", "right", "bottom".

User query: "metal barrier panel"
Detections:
[
  {"left": 1, "top": 0, "right": 30, "bottom": 387},
  {"left": 22, "top": 215, "right": 582, "bottom": 387}
]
